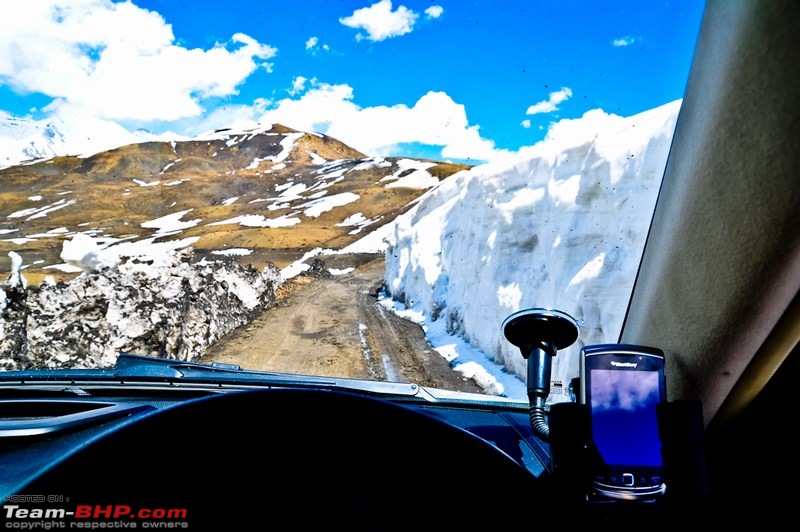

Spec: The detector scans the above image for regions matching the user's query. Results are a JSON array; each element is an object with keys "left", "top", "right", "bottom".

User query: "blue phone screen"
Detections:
[{"left": 590, "top": 369, "right": 662, "bottom": 467}]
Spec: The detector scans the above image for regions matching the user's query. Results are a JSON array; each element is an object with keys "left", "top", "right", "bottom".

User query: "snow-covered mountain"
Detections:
[
  {"left": 0, "top": 111, "right": 172, "bottom": 169},
  {"left": 0, "top": 121, "right": 462, "bottom": 281}
]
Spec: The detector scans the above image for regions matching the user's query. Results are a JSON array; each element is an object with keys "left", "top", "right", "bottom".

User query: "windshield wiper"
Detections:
[
  {"left": 0, "top": 353, "right": 528, "bottom": 408},
  {"left": 0, "top": 353, "right": 430, "bottom": 399}
]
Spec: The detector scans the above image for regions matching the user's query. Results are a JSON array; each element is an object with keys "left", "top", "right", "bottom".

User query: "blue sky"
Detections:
[{"left": 0, "top": 0, "right": 704, "bottom": 163}]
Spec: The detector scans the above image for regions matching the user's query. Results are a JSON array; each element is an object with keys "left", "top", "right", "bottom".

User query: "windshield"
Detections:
[{"left": 0, "top": 0, "right": 705, "bottom": 401}]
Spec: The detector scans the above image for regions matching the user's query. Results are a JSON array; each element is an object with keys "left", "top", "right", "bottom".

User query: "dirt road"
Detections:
[{"left": 202, "top": 254, "right": 482, "bottom": 393}]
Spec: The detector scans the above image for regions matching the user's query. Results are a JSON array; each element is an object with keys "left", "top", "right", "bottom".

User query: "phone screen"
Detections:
[
  {"left": 581, "top": 345, "right": 667, "bottom": 500},
  {"left": 589, "top": 368, "right": 662, "bottom": 468}
]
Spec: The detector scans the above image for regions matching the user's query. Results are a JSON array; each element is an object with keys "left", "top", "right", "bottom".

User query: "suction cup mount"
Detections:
[
  {"left": 502, "top": 308, "right": 579, "bottom": 441},
  {"left": 502, "top": 308, "right": 580, "bottom": 355}
]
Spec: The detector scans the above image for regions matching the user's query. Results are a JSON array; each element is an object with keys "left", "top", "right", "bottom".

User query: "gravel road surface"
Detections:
[{"left": 202, "top": 254, "right": 482, "bottom": 393}]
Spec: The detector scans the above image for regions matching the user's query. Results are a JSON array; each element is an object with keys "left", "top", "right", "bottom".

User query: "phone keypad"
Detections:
[{"left": 595, "top": 473, "right": 663, "bottom": 489}]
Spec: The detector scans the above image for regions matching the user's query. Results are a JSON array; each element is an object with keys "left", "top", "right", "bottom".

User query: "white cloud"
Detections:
[
  {"left": 518, "top": 107, "right": 628, "bottom": 158},
  {"left": 289, "top": 76, "right": 308, "bottom": 96},
  {"left": 177, "top": 104, "right": 261, "bottom": 137},
  {"left": 340, "top": 0, "right": 419, "bottom": 42},
  {"left": 0, "top": 1, "right": 500, "bottom": 164},
  {"left": 425, "top": 6, "right": 444, "bottom": 19},
  {"left": 526, "top": 87, "right": 573, "bottom": 115},
  {"left": 613, "top": 36, "right": 639, "bottom": 47},
  {"left": 305, "top": 36, "right": 330, "bottom": 54},
  {"left": 256, "top": 82, "right": 509, "bottom": 162},
  {"left": 0, "top": 0, "right": 276, "bottom": 122}
]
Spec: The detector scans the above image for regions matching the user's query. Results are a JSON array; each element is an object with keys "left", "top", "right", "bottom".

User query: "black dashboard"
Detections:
[
  {"left": 1, "top": 375, "right": 554, "bottom": 529},
  {"left": 0, "top": 355, "right": 706, "bottom": 529}
]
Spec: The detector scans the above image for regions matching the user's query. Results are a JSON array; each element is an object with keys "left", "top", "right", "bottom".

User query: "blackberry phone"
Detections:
[{"left": 579, "top": 344, "right": 667, "bottom": 501}]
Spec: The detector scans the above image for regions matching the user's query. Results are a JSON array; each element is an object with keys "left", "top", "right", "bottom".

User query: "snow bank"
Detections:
[
  {"left": 383, "top": 101, "right": 681, "bottom": 401},
  {"left": 0, "top": 247, "right": 281, "bottom": 370}
]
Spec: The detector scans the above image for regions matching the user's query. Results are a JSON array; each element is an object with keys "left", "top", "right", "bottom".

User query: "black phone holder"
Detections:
[
  {"left": 502, "top": 308, "right": 708, "bottom": 523},
  {"left": 548, "top": 398, "right": 708, "bottom": 522}
]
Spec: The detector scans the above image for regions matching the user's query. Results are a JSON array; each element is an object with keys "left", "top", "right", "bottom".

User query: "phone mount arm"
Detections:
[
  {"left": 502, "top": 308, "right": 579, "bottom": 441},
  {"left": 525, "top": 341, "right": 558, "bottom": 440}
]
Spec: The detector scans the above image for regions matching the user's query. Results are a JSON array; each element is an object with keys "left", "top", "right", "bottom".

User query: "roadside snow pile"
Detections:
[
  {"left": 382, "top": 101, "right": 681, "bottom": 400},
  {"left": 0, "top": 244, "right": 281, "bottom": 370}
]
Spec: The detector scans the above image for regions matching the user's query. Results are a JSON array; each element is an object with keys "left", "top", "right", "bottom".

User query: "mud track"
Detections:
[{"left": 202, "top": 255, "right": 481, "bottom": 393}]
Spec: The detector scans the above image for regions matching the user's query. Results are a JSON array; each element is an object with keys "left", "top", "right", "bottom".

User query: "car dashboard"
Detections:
[
  {"left": 0, "top": 354, "right": 712, "bottom": 529},
  {"left": 1, "top": 354, "right": 576, "bottom": 529}
]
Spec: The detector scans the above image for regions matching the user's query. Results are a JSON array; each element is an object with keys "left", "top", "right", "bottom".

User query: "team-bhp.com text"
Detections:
[{"left": 4, "top": 505, "right": 189, "bottom": 529}]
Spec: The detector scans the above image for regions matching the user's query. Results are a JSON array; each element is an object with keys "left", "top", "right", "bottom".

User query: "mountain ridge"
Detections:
[
  {"left": 0, "top": 111, "right": 165, "bottom": 169},
  {"left": 0, "top": 123, "right": 471, "bottom": 284}
]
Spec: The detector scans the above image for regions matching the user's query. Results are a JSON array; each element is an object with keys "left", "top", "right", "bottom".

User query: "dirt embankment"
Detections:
[{"left": 202, "top": 254, "right": 482, "bottom": 393}]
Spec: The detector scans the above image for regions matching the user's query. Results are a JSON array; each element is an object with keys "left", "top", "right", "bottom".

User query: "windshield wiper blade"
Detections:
[
  {"left": 114, "top": 352, "right": 245, "bottom": 379},
  {"left": 2, "top": 353, "right": 427, "bottom": 399},
  {"left": 0, "top": 354, "right": 528, "bottom": 408}
]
